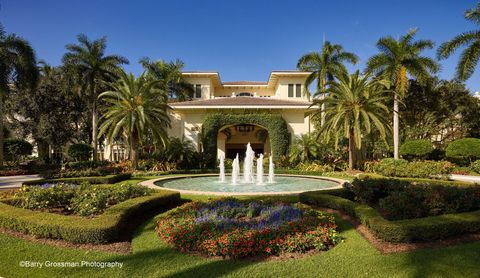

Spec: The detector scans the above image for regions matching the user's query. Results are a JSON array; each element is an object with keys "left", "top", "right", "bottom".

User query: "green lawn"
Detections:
[{"left": 0, "top": 175, "right": 479, "bottom": 277}]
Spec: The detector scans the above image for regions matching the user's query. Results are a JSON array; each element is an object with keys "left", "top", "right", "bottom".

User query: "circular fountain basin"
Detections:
[{"left": 141, "top": 174, "right": 344, "bottom": 196}]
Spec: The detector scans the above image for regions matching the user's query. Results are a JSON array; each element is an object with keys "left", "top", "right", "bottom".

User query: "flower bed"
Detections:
[{"left": 156, "top": 198, "right": 341, "bottom": 259}]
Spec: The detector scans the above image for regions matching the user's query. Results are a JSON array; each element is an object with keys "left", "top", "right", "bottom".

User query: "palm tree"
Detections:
[
  {"left": 98, "top": 70, "right": 171, "bottom": 169},
  {"left": 140, "top": 58, "right": 193, "bottom": 101},
  {"left": 62, "top": 34, "right": 128, "bottom": 161},
  {"left": 288, "top": 133, "right": 319, "bottom": 163},
  {"left": 0, "top": 25, "right": 38, "bottom": 165},
  {"left": 438, "top": 3, "right": 480, "bottom": 81},
  {"left": 315, "top": 71, "right": 391, "bottom": 169},
  {"left": 366, "top": 29, "right": 439, "bottom": 159}
]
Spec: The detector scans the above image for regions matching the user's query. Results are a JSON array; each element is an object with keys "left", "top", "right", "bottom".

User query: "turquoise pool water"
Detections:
[{"left": 154, "top": 176, "right": 340, "bottom": 193}]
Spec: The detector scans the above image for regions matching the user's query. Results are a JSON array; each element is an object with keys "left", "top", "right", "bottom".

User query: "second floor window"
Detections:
[
  {"left": 195, "top": 84, "right": 202, "bottom": 98},
  {"left": 288, "top": 84, "right": 302, "bottom": 98}
]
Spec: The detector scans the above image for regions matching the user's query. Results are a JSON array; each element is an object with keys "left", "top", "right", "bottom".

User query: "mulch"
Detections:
[{"left": 317, "top": 207, "right": 480, "bottom": 254}]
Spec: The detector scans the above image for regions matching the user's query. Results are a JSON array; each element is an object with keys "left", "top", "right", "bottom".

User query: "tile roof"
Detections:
[{"left": 170, "top": 97, "right": 312, "bottom": 107}]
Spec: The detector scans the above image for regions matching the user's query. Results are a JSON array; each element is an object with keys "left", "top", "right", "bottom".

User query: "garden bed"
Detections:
[{"left": 22, "top": 173, "right": 132, "bottom": 185}]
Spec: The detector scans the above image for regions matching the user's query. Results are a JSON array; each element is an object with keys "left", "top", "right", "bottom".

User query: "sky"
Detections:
[{"left": 2, "top": 0, "right": 480, "bottom": 92}]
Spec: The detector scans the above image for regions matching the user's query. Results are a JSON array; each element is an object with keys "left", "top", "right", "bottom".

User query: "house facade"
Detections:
[{"left": 167, "top": 71, "right": 314, "bottom": 159}]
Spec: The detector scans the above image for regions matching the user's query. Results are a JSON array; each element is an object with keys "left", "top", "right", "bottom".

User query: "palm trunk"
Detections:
[
  {"left": 0, "top": 96, "right": 4, "bottom": 166},
  {"left": 91, "top": 80, "right": 98, "bottom": 161},
  {"left": 131, "top": 131, "right": 139, "bottom": 170},
  {"left": 393, "top": 93, "right": 399, "bottom": 159},
  {"left": 320, "top": 75, "right": 326, "bottom": 127},
  {"left": 348, "top": 128, "right": 357, "bottom": 170}
]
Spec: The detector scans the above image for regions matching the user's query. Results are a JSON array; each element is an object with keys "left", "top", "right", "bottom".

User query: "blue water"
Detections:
[{"left": 154, "top": 176, "right": 339, "bottom": 193}]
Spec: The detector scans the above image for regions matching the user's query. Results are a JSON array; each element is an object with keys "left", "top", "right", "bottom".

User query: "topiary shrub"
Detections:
[
  {"left": 372, "top": 158, "right": 453, "bottom": 178},
  {"left": 446, "top": 138, "right": 480, "bottom": 165},
  {"left": 400, "top": 139, "right": 433, "bottom": 160},
  {"left": 471, "top": 160, "right": 480, "bottom": 174},
  {"left": 3, "top": 139, "right": 33, "bottom": 164},
  {"left": 67, "top": 143, "right": 93, "bottom": 161},
  {"left": 372, "top": 158, "right": 408, "bottom": 177}
]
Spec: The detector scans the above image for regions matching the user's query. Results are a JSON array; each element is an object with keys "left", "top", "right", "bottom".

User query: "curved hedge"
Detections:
[
  {"left": 400, "top": 139, "right": 433, "bottom": 160},
  {"left": 22, "top": 173, "right": 132, "bottom": 186},
  {"left": 446, "top": 138, "right": 480, "bottom": 165},
  {"left": 202, "top": 113, "right": 290, "bottom": 166},
  {"left": 0, "top": 190, "right": 180, "bottom": 243},
  {"left": 300, "top": 191, "right": 480, "bottom": 242}
]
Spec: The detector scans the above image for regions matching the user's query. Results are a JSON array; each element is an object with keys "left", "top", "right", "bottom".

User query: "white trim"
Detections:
[{"left": 171, "top": 105, "right": 314, "bottom": 109}]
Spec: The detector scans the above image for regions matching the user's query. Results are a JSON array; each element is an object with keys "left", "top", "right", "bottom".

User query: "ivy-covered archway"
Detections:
[{"left": 202, "top": 113, "right": 290, "bottom": 166}]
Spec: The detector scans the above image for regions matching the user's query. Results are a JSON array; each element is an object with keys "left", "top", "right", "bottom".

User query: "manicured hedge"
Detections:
[
  {"left": 300, "top": 191, "right": 480, "bottom": 242},
  {"left": 399, "top": 139, "right": 433, "bottom": 160},
  {"left": 371, "top": 158, "right": 454, "bottom": 178},
  {"left": 201, "top": 113, "right": 290, "bottom": 167},
  {"left": 0, "top": 190, "right": 180, "bottom": 243},
  {"left": 446, "top": 138, "right": 480, "bottom": 165},
  {"left": 22, "top": 173, "right": 132, "bottom": 186}
]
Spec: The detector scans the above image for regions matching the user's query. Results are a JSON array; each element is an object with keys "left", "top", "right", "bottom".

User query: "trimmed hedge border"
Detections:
[
  {"left": 22, "top": 173, "right": 132, "bottom": 186},
  {"left": 300, "top": 190, "right": 480, "bottom": 242},
  {"left": 0, "top": 190, "right": 180, "bottom": 244},
  {"left": 357, "top": 173, "right": 478, "bottom": 187}
]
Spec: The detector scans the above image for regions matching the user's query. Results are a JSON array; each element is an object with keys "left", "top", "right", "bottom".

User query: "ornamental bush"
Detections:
[
  {"left": 400, "top": 139, "right": 433, "bottom": 160},
  {"left": 67, "top": 143, "right": 93, "bottom": 161},
  {"left": 3, "top": 139, "right": 33, "bottom": 164},
  {"left": 371, "top": 158, "right": 453, "bottom": 178},
  {"left": 471, "top": 160, "right": 480, "bottom": 174},
  {"left": 202, "top": 113, "right": 290, "bottom": 167},
  {"left": 156, "top": 198, "right": 341, "bottom": 258},
  {"left": 446, "top": 138, "right": 480, "bottom": 165}
]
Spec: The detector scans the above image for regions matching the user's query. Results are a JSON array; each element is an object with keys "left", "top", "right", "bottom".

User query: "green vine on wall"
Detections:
[{"left": 201, "top": 113, "right": 290, "bottom": 166}]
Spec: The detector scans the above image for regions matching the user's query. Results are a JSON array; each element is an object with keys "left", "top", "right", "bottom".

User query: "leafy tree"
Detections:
[
  {"left": 140, "top": 58, "right": 193, "bottom": 101},
  {"left": 3, "top": 138, "right": 32, "bottom": 165},
  {"left": 315, "top": 71, "right": 391, "bottom": 169},
  {"left": 438, "top": 2, "right": 480, "bottom": 81},
  {"left": 288, "top": 133, "right": 319, "bottom": 163},
  {"left": 67, "top": 143, "right": 92, "bottom": 161},
  {"left": 62, "top": 34, "right": 128, "bottom": 161},
  {"left": 366, "top": 29, "right": 439, "bottom": 159},
  {"left": 0, "top": 25, "right": 38, "bottom": 165},
  {"left": 98, "top": 70, "right": 171, "bottom": 169}
]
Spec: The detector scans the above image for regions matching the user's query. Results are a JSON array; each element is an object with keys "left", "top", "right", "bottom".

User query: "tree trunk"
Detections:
[
  {"left": 131, "top": 131, "right": 139, "bottom": 170},
  {"left": 320, "top": 75, "right": 326, "bottom": 127},
  {"left": 348, "top": 128, "right": 357, "bottom": 170},
  {"left": 0, "top": 96, "right": 4, "bottom": 167},
  {"left": 393, "top": 93, "right": 399, "bottom": 159},
  {"left": 91, "top": 80, "right": 98, "bottom": 161},
  {"left": 36, "top": 139, "right": 50, "bottom": 164}
]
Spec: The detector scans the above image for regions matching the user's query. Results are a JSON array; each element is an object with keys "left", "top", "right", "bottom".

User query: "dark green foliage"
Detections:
[
  {"left": 399, "top": 139, "right": 433, "bottom": 160},
  {"left": 0, "top": 190, "right": 180, "bottom": 243},
  {"left": 64, "top": 160, "right": 110, "bottom": 170},
  {"left": 3, "top": 139, "right": 33, "bottom": 163},
  {"left": 372, "top": 158, "right": 454, "bottom": 178},
  {"left": 300, "top": 191, "right": 480, "bottom": 242},
  {"left": 23, "top": 173, "right": 132, "bottom": 186},
  {"left": 446, "top": 138, "right": 480, "bottom": 165},
  {"left": 201, "top": 113, "right": 290, "bottom": 166},
  {"left": 67, "top": 143, "right": 93, "bottom": 161}
]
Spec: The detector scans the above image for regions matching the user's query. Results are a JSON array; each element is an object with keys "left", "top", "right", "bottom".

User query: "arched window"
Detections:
[{"left": 236, "top": 92, "right": 254, "bottom": 97}]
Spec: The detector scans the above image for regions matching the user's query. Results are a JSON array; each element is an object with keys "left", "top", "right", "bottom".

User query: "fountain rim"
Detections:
[{"left": 140, "top": 174, "right": 346, "bottom": 196}]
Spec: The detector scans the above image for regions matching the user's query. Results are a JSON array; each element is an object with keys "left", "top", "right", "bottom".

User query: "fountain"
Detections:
[
  {"left": 231, "top": 153, "right": 240, "bottom": 184},
  {"left": 256, "top": 154, "right": 264, "bottom": 184},
  {"left": 243, "top": 143, "right": 255, "bottom": 183},
  {"left": 268, "top": 155, "right": 275, "bottom": 183},
  {"left": 219, "top": 155, "right": 225, "bottom": 182}
]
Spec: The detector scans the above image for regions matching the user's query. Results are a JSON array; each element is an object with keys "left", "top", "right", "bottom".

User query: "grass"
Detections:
[{"left": 0, "top": 174, "right": 479, "bottom": 277}]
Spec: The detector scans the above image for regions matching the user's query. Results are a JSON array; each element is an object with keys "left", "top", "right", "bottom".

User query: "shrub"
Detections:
[
  {"left": 0, "top": 169, "right": 30, "bottom": 176},
  {"left": 67, "top": 143, "right": 93, "bottom": 161},
  {"left": 0, "top": 190, "right": 180, "bottom": 243},
  {"left": 156, "top": 199, "right": 341, "bottom": 258},
  {"left": 371, "top": 158, "right": 453, "bottom": 178},
  {"left": 13, "top": 183, "right": 75, "bottom": 210},
  {"left": 300, "top": 191, "right": 480, "bottom": 242},
  {"left": 446, "top": 138, "right": 480, "bottom": 165},
  {"left": 4, "top": 139, "right": 33, "bottom": 164},
  {"left": 297, "top": 161, "right": 334, "bottom": 173},
  {"left": 22, "top": 173, "right": 132, "bottom": 186},
  {"left": 400, "top": 139, "right": 433, "bottom": 160},
  {"left": 64, "top": 160, "right": 111, "bottom": 170},
  {"left": 471, "top": 160, "right": 480, "bottom": 174}
]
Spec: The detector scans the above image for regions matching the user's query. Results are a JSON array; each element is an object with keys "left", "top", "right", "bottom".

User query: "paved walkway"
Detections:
[
  {"left": 449, "top": 174, "right": 480, "bottom": 184},
  {"left": 0, "top": 175, "right": 42, "bottom": 190}
]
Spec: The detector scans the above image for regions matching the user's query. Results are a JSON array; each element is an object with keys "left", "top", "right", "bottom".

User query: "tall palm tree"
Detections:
[
  {"left": 438, "top": 3, "right": 480, "bottom": 81},
  {"left": 98, "top": 70, "right": 171, "bottom": 169},
  {"left": 62, "top": 34, "right": 128, "bottom": 161},
  {"left": 0, "top": 25, "right": 38, "bottom": 165},
  {"left": 140, "top": 58, "right": 193, "bottom": 101},
  {"left": 366, "top": 29, "right": 439, "bottom": 159},
  {"left": 315, "top": 71, "right": 391, "bottom": 169}
]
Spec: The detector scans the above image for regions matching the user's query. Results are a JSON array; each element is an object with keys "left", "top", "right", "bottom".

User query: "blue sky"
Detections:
[{"left": 2, "top": 0, "right": 479, "bottom": 92}]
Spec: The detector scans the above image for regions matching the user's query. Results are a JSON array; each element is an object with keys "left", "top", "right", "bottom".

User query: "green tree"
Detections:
[
  {"left": 315, "top": 71, "right": 391, "bottom": 169},
  {"left": 438, "top": 3, "right": 480, "bottom": 81},
  {"left": 98, "top": 70, "right": 171, "bottom": 169},
  {"left": 288, "top": 133, "right": 319, "bottom": 163},
  {"left": 62, "top": 34, "right": 128, "bottom": 161},
  {"left": 0, "top": 25, "right": 38, "bottom": 165},
  {"left": 140, "top": 58, "right": 193, "bottom": 101},
  {"left": 366, "top": 28, "right": 439, "bottom": 159}
]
